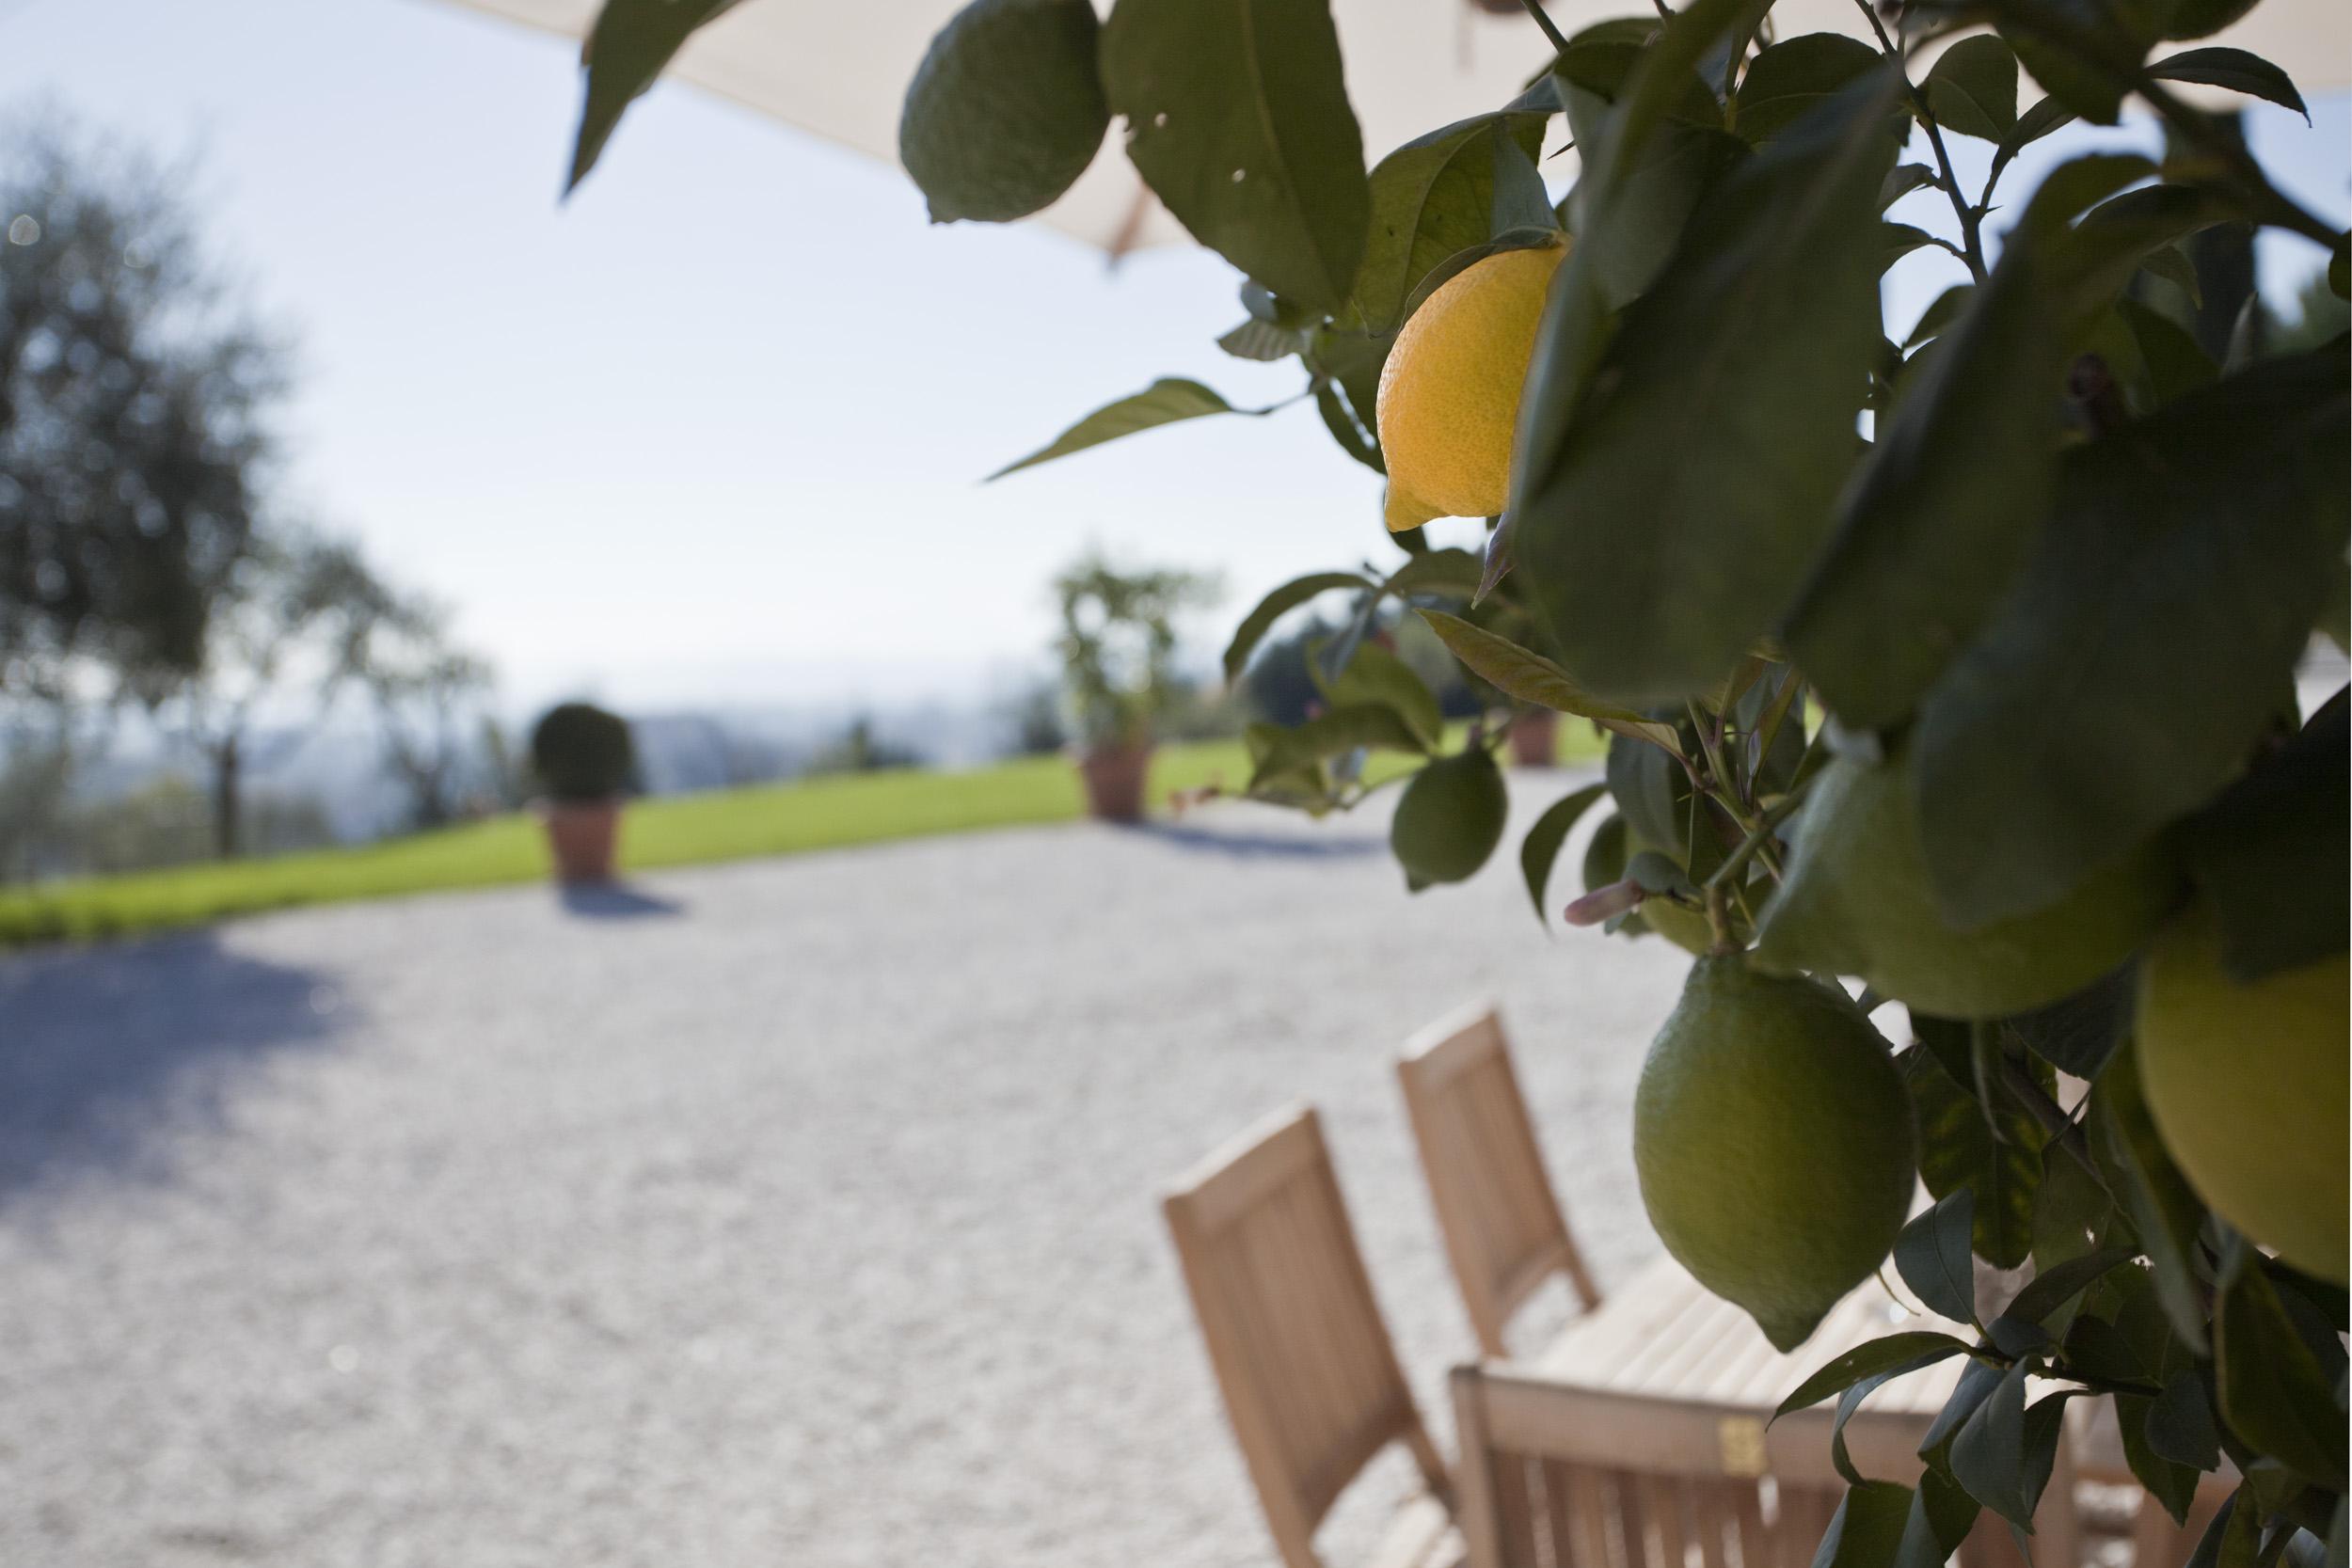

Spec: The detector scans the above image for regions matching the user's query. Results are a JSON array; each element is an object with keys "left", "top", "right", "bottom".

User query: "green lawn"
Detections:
[{"left": 0, "top": 726, "right": 1602, "bottom": 948}]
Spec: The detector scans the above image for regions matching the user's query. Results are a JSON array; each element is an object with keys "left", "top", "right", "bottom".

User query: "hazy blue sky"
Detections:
[{"left": 1, "top": 0, "right": 2344, "bottom": 711}]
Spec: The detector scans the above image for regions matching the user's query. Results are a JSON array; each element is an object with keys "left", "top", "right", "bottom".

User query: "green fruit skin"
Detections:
[
  {"left": 1391, "top": 749, "right": 1507, "bottom": 888},
  {"left": 2137, "top": 905, "right": 2350, "bottom": 1285},
  {"left": 1634, "top": 957, "right": 1917, "bottom": 1351},
  {"left": 898, "top": 0, "right": 1109, "bottom": 224},
  {"left": 1756, "top": 746, "right": 2178, "bottom": 1019}
]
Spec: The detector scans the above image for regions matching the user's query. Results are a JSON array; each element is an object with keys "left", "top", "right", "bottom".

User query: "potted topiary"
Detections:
[
  {"left": 528, "top": 701, "right": 635, "bottom": 884},
  {"left": 1053, "top": 553, "right": 1216, "bottom": 823},
  {"left": 1505, "top": 707, "right": 1558, "bottom": 768}
]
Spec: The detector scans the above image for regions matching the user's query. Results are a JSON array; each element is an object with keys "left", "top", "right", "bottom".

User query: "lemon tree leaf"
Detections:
[
  {"left": 1520, "top": 782, "right": 1608, "bottom": 926},
  {"left": 2215, "top": 1243, "right": 2351, "bottom": 1489},
  {"left": 2174, "top": 689, "right": 2349, "bottom": 983},
  {"left": 993, "top": 378, "right": 1252, "bottom": 481},
  {"left": 1384, "top": 547, "right": 1486, "bottom": 599},
  {"left": 2088, "top": 1050, "right": 2212, "bottom": 1354},
  {"left": 1221, "top": 571, "right": 1370, "bottom": 681},
  {"left": 1893, "top": 1467, "right": 1983, "bottom": 1568},
  {"left": 1949, "top": 1361, "right": 2034, "bottom": 1524},
  {"left": 1914, "top": 342, "right": 2349, "bottom": 928},
  {"left": 2116, "top": 1391, "right": 2203, "bottom": 1524},
  {"left": 1348, "top": 112, "right": 1553, "bottom": 334},
  {"left": 1734, "top": 34, "right": 1882, "bottom": 145},
  {"left": 2145, "top": 1369, "right": 2221, "bottom": 1470},
  {"left": 2147, "top": 46, "right": 2309, "bottom": 119},
  {"left": 1775, "top": 1332, "right": 1973, "bottom": 1420},
  {"left": 1816, "top": 1481, "right": 1916, "bottom": 1568},
  {"left": 1924, "top": 36, "right": 2021, "bottom": 142},
  {"left": 1896, "top": 1189, "right": 1979, "bottom": 1325},
  {"left": 1244, "top": 703, "right": 1426, "bottom": 791},
  {"left": 1786, "top": 225, "right": 2068, "bottom": 729},
  {"left": 1513, "top": 71, "right": 1901, "bottom": 705},
  {"left": 1321, "top": 639, "right": 1443, "bottom": 750},
  {"left": 2000, "top": 96, "right": 2077, "bottom": 160},
  {"left": 1416, "top": 610, "right": 1679, "bottom": 747},
  {"left": 1100, "top": 0, "right": 1369, "bottom": 314},
  {"left": 566, "top": 0, "right": 742, "bottom": 192},
  {"left": 2004, "top": 1245, "right": 2137, "bottom": 1325},
  {"left": 1899, "top": 1043, "right": 2044, "bottom": 1270}
]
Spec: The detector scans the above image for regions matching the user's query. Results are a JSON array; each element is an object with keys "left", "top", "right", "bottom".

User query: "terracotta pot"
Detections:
[
  {"left": 1507, "top": 710, "right": 1559, "bottom": 768},
  {"left": 540, "top": 799, "right": 622, "bottom": 884},
  {"left": 1076, "top": 742, "right": 1153, "bottom": 824}
]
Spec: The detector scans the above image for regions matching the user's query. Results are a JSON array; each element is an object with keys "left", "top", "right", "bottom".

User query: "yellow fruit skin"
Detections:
[
  {"left": 1756, "top": 745, "right": 2178, "bottom": 1019},
  {"left": 2138, "top": 906, "right": 2349, "bottom": 1285},
  {"left": 1375, "top": 242, "right": 1566, "bottom": 531},
  {"left": 1634, "top": 957, "right": 1916, "bottom": 1351}
]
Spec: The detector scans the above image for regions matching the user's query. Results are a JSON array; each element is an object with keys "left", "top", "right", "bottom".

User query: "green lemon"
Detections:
[
  {"left": 1634, "top": 955, "right": 1916, "bottom": 1351},
  {"left": 1756, "top": 744, "right": 2178, "bottom": 1018},
  {"left": 898, "top": 0, "right": 1108, "bottom": 224},
  {"left": 2138, "top": 902, "right": 2349, "bottom": 1284},
  {"left": 1391, "top": 748, "right": 1508, "bottom": 891}
]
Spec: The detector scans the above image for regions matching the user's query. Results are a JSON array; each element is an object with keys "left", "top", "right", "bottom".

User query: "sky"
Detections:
[{"left": 0, "top": 0, "right": 2344, "bottom": 714}]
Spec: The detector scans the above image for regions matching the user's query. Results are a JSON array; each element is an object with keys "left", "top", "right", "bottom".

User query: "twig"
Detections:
[
  {"left": 1703, "top": 781, "right": 1810, "bottom": 891},
  {"left": 1853, "top": 0, "right": 1989, "bottom": 284},
  {"left": 1516, "top": 0, "right": 1573, "bottom": 58}
]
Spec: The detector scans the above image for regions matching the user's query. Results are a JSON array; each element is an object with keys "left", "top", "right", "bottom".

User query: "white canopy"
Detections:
[{"left": 441, "top": 0, "right": 2347, "bottom": 251}]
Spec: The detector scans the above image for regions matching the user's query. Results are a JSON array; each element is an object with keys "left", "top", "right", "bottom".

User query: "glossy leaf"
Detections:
[
  {"left": 2088, "top": 1051, "right": 2212, "bottom": 1354},
  {"left": 1735, "top": 33, "right": 1883, "bottom": 144},
  {"left": 1320, "top": 640, "right": 1444, "bottom": 750},
  {"left": 1222, "top": 571, "right": 1369, "bottom": 681},
  {"left": 1924, "top": 36, "right": 2020, "bottom": 143},
  {"left": 1900, "top": 1043, "right": 2044, "bottom": 1270},
  {"left": 1348, "top": 112, "right": 1553, "bottom": 333},
  {"left": 1521, "top": 782, "right": 1608, "bottom": 926},
  {"left": 2216, "top": 1244, "right": 2351, "bottom": 1489},
  {"left": 1913, "top": 342, "right": 2349, "bottom": 928},
  {"left": 2175, "top": 689, "right": 2349, "bottom": 982},
  {"left": 1514, "top": 70, "right": 1901, "bottom": 705},
  {"left": 2147, "top": 46, "right": 2309, "bottom": 119},
  {"left": 2003, "top": 964, "right": 2135, "bottom": 1080},
  {"left": 567, "top": 0, "right": 739, "bottom": 192},
  {"left": 1776, "top": 1332, "right": 1973, "bottom": 1420},
  {"left": 2118, "top": 1390, "right": 2205, "bottom": 1525},
  {"left": 1950, "top": 1361, "right": 2034, "bottom": 1524},
  {"left": 1814, "top": 1481, "right": 1916, "bottom": 1568},
  {"left": 1415, "top": 610, "right": 1677, "bottom": 743},
  {"left": 2002, "top": 95, "right": 2076, "bottom": 157},
  {"left": 2005, "top": 1245, "right": 2137, "bottom": 1325},
  {"left": 1099, "top": 0, "right": 1369, "bottom": 313},
  {"left": 2147, "top": 1368, "right": 2222, "bottom": 1470},
  {"left": 1244, "top": 703, "right": 1427, "bottom": 791},
  {"left": 1786, "top": 224, "right": 2067, "bottom": 728},
  {"left": 1896, "top": 1189, "right": 1979, "bottom": 1325},
  {"left": 993, "top": 378, "right": 1253, "bottom": 481},
  {"left": 1894, "top": 1466, "right": 1983, "bottom": 1568}
]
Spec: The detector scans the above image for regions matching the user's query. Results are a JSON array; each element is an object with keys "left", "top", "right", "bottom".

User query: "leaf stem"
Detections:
[
  {"left": 1516, "top": 0, "right": 1574, "bottom": 59},
  {"left": 1703, "top": 778, "right": 1810, "bottom": 891},
  {"left": 1852, "top": 0, "right": 1989, "bottom": 284}
]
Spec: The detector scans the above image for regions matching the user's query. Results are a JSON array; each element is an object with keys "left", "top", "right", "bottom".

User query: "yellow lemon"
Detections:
[{"left": 1375, "top": 240, "right": 1567, "bottom": 533}]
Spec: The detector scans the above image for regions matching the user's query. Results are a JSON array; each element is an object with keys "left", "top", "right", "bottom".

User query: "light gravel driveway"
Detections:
[{"left": 0, "top": 774, "right": 1693, "bottom": 1568}]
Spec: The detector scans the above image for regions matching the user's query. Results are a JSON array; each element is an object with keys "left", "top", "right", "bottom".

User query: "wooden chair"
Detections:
[
  {"left": 1398, "top": 1005, "right": 1603, "bottom": 1357},
  {"left": 1452, "top": 1367, "right": 2080, "bottom": 1568},
  {"left": 1164, "top": 1107, "right": 1458, "bottom": 1568}
]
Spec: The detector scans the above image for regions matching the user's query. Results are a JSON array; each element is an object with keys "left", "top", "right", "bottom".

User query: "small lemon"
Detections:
[
  {"left": 899, "top": 0, "right": 1107, "bottom": 224},
  {"left": 1391, "top": 748, "right": 1508, "bottom": 890},
  {"left": 1375, "top": 240, "right": 1567, "bottom": 532},
  {"left": 1635, "top": 955, "right": 1916, "bottom": 1351},
  {"left": 2138, "top": 903, "right": 2349, "bottom": 1284}
]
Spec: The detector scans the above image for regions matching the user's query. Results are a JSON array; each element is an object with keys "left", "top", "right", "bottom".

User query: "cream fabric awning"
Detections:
[{"left": 439, "top": 0, "right": 2347, "bottom": 251}]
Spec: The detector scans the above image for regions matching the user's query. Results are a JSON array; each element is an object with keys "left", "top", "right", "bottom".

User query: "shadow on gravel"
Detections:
[
  {"left": 1135, "top": 823, "right": 1386, "bottom": 861},
  {"left": 0, "top": 932, "right": 347, "bottom": 1207},
  {"left": 558, "top": 883, "right": 684, "bottom": 920}
]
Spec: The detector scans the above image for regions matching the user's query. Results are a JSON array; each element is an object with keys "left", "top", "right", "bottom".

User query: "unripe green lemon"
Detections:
[
  {"left": 2138, "top": 903, "right": 2349, "bottom": 1284},
  {"left": 1756, "top": 744, "right": 2177, "bottom": 1018},
  {"left": 899, "top": 0, "right": 1108, "bottom": 224},
  {"left": 1391, "top": 748, "right": 1508, "bottom": 891},
  {"left": 1375, "top": 240, "right": 1567, "bottom": 532},
  {"left": 1634, "top": 956, "right": 1916, "bottom": 1351}
]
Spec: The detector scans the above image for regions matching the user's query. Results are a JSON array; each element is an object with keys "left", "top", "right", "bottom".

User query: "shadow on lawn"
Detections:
[
  {"left": 558, "top": 882, "right": 684, "bottom": 920},
  {"left": 0, "top": 931, "right": 347, "bottom": 1207},
  {"left": 1136, "top": 822, "right": 1386, "bottom": 862}
]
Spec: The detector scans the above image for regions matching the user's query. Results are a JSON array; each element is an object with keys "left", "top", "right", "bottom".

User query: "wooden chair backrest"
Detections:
[
  {"left": 1450, "top": 1367, "right": 1932, "bottom": 1568},
  {"left": 1397, "top": 1006, "right": 1600, "bottom": 1357},
  {"left": 1164, "top": 1107, "right": 1451, "bottom": 1568}
]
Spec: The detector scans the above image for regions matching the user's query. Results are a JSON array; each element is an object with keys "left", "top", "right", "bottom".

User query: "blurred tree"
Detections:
[
  {"left": 362, "top": 600, "right": 493, "bottom": 831},
  {"left": 0, "top": 118, "right": 289, "bottom": 698},
  {"left": 1052, "top": 552, "right": 1219, "bottom": 749},
  {"left": 807, "top": 714, "right": 920, "bottom": 775}
]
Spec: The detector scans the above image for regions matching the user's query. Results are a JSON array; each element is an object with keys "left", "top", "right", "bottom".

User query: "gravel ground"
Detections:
[{"left": 0, "top": 772, "right": 1695, "bottom": 1568}]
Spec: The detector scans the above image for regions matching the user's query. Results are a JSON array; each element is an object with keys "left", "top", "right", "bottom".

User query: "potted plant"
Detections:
[
  {"left": 1053, "top": 553, "right": 1216, "bottom": 823},
  {"left": 1505, "top": 707, "right": 1558, "bottom": 768},
  {"left": 528, "top": 701, "right": 635, "bottom": 884}
]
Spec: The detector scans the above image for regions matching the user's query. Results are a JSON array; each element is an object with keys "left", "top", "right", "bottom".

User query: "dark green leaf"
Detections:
[
  {"left": 1894, "top": 1466, "right": 1983, "bottom": 1568},
  {"left": 1245, "top": 703, "right": 1429, "bottom": 791},
  {"left": 1777, "top": 1332, "right": 1974, "bottom": 1420},
  {"left": 1786, "top": 227, "right": 2068, "bottom": 728},
  {"left": 1515, "top": 70, "right": 1902, "bottom": 705},
  {"left": 1736, "top": 33, "right": 1883, "bottom": 144},
  {"left": 1521, "top": 783, "right": 1609, "bottom": 927},
  {"left": 2119, "top": 1391, "right": 2205, "bottom": 1525},
  {"left": 2149, "top": 1369, "right": 2223, "bottom": 1470},
  {"left": 2058, "top": 183, "right": 2245, "bottom": 321},
  {"left": 2116, "top": 295, "right": 2219, "bottom": 409},
  {"left": 2025, "top": 153, "right": 2157, "bottom": 235},
  {"left": 2147, "top": 46, "right": 2309, "bottom": 119},
  {"left": 2175, "top": 689, "right": 2350, "bottom": 981},
  {"left": 1384, "top": 547, "right": 1486, "bottom": 600},
  {"left": 1221, "top": 317, "right": 1307, "bottom": 361},
  {"left": 1321, "top": 640, "right": 1443, "bottom": 750},
  {"left": 1896, "top": 1189, "right": 1979, "bottom": 1325},
  {"left": 2007, "top": 1245, "right": 2138, "bottom": 1325},
  {"left": 566, "top": 0, "right": 739, "bottom": 192},
  {"left": 2216, "top": 1243, "right": 2351, "bottom": 1489},
  {"left": 1814, "top": 1481, "right": 1917, "bottom": 1568},
  {"left": 1922, "top": 1357, "right": 2008, "bottom": 1457},
  {"left": 1312, "top": 380, "right": 1384, "bottom": 471},
  {"left": 1951, "top": 1360, "right": 2034, "bottom": 1524},
  {"left": 1924, "top": 35, "right": 2020, "bottom": 142},
  {"left": 2004, "top": 964, "right": 2136, "bottom": 1080},
  {"left": 2138, "top": 244, "right": 2203, "bottom": 307},
  {"left": 1606, "top": 723, "right": 1693, "bottom": 858},
  {"left": 1099, "top": 0, "right": 1369, "bottom": 313},
  {"left": 2001, "top": 95, "right": 2076, "bottom": 156},
  {"left": 1905, "top": 285, "right": 1976, "bottom": 349},
  {"left": 2186, "top": 1492, "right": 2258, "bottom": 1568},
  {"left": 1349, "top": 112, "right": 1554, "bottom": 333},
  {"left": 1901, "top": 1043, "right": 2045, "bottom": 1270},
  {"left": 993, "top": 378, "right": 1255, "bottom": 481},
  {"left": 1883, "top": 163, "right": 1938, "bottom": 209},
  {"left": 2088, "top": 1051, "right": 2212, "bottom": 1354},
  {"left": 1222, "top": 571, "right": 1370, "bottom": 681},
  {"left": 1913, "top": 342, "right": 2349, "bottom": 927},
  {"left": 1415, "top": 610, "right": 1678, "bottom": 741},
  {"left": 1882, "top": 223, "right": 1945, "bottom": 271}
]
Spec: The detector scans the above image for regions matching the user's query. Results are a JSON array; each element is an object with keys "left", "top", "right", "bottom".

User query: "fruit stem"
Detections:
[{"left": 1704, "top": 882, "right": 1734, "bottom": 953}]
